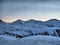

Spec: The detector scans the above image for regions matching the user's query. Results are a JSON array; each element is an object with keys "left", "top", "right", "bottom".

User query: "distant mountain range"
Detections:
[
  {"left": 0, "top": 19, "right": 60, "bottom": 38},
  {"left": 1, "top": 19, "right": 60, "bottom": 27},
  {"left": 9, "top": 19, "right": 60, "bottom": 27}
]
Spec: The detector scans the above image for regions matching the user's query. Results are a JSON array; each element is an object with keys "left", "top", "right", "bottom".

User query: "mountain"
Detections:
[
  {"left": 0, "top": 19, "right": 60, "bottom": 39},
  {"left": 45, "top": 19, "right": 60, "bottom": 27},
  {"left": 0, "top": 19, "right": 60, "bottom": 45},
  {"left": 9, "top": 19, "right": 60, "bottom": 37},
  {"left": 11, "top": 19, "right": 60, "bottom": 27},
  {"left": 0, "top": 19, "right": 7, "bottom": 24},
  {"left": 0, "top": 19, "right": 9, "bottom": 27},
  {"left": 25, "top": 19, "right": 43, "bottom": 23},
  {"left": 10, "top": 19, "right": 47, "bottom": 27},
  {"left": 24, "top": 19, "right": 43, "bottom": 25},
  {"left": 23, "top": 19, "right": 47, "bottom": 27},
  {"left": 10, "top": 19, "right": 24, "bottom": 25},
  {"left": 0, "top": 19, "right": 11, "bottom": 33}
]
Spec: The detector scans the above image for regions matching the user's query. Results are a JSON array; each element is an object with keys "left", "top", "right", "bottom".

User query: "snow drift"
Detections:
[{"left": 0, "top": 35, "right": 60, "bottom": 45}]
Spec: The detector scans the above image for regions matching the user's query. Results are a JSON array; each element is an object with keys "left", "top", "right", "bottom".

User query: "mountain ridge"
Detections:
[{"left": 1, "top": 19, "right": 60, "bottom": 23}]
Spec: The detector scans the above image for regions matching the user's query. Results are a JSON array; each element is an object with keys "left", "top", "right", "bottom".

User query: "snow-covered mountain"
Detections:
[
  {"left": 11, "top": 19, "right": 60, "bottom": 27},
  {"left": 0, "top": 19, "right": 60, "bottom": 38},
  {"left": 45, "top": 19, "right": 60, "bottom": 27},
  {"left": 24, "top": 19, "right": 47, "bottom": 27},
  {"left": 0, "top": 19, "right": 60, "bottom": 45},
  {"left": 10, "top": 19, "right": 24, "bottom": 25},
  {"left": 0, "top": 19, "right": 10, "bottom": 31},
  {"left": 0, "top": 19, "right": 8, "bottom": 25}
]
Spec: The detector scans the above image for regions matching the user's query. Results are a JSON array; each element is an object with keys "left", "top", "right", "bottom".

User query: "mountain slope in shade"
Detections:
[
  {"left": 11, "top": 19, "right": 47, "bottom": 27},
  {"left": 0, "top": 19, "right": 9, "bottom": 26},
  {"left": 24, "top": 19, "right": 47, "bottom": 27},
  {"left": 0, "top": 19, "right": 12, "bottom": 33},
  {"left": 0, "top": 19, "right": 7, "bottom": 24},
  {"left": 10, "top": 19, "right": 24, "bottom": 25},
  {"left": 45, "top": 19, "right": 60, "bottom": 27}
]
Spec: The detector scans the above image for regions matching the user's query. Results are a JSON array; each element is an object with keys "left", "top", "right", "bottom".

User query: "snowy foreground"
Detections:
[{"left": 0, "top": 35, "right": 60, "bottom": 45}]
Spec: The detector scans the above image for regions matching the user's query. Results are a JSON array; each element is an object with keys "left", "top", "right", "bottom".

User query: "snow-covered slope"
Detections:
[
  {"left": 0, "top": 19, "right": 8, "bottom": 25},
  {"left": 0, "top": 19, "right": 60, "bottom": 38},
  {"left": 24, "top": 19, "right": 47, "bottom": 27},
  {"left": 0, "top": 19, "right": 11, "bottom": 32},
  {"left": 0, "top": 19, "right": 60, "bottom": 45},
  {"left": 0, "top": 35, "right": 60, "bottom": 45}
]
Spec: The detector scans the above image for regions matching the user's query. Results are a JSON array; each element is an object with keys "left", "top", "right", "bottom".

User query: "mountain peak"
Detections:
[
  {"left": 0, "top": 19, "right": 7, "bottom": 25},
  {"left": 27, "top": 19, "right": 37, "bottom": 21},
  {"left": 12, "top": 19, "right": 23, "bottom": 23},
  {"left": 11, "top": 19, "right": 24, "bottom": 25},
  {"left": 48, "top": 19, "right": 60, "bottom": 21},
  {"left": 26, "top": 19, "right": 42, "bottom": 22},
  {"left": 0, "top": 19, "right": 3, "bottom": 22},
  {"left": 45, "top": 19, "right": 60, "bottom": 27},
  {"left": 15, "top": 19, "right": 23, "bottom": 22},
  {"left": 45, "top": 19, "right": 60, "bottom": 22},
  {"left": 0, "top": 19, "right": 6, "bottom": 23}
]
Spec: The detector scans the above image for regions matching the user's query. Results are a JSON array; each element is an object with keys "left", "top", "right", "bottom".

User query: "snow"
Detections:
[
  {"left": 0, "top": 19, "right": 60, "bottom": 45},
  {"left": 18, "top": 35, "right": 60, "bottom": 45},
  {"left": 45, "top": 19, "right": 60, "bottom": 27},
  {"left": 0, "top": 35, "right": 16, "bottom": 40},
  {"left": 0, "top": 35, "right": 60, "bottom": 45},
  {"left": 0, "top": 19, "right": 60, "bottom": 37}
]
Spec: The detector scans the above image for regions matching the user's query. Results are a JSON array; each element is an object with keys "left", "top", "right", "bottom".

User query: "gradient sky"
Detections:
[{"left": 0, "top": 0, "right": 60, "bottom": 22}]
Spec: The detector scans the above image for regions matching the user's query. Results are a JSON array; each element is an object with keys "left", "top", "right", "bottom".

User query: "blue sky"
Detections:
[{"left": 0, "top": 0, "right": 60, "bottom": 22}]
